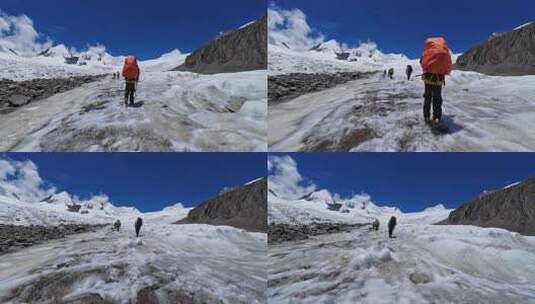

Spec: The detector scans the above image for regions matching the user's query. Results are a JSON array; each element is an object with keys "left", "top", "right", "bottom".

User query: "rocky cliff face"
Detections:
[
  {"left": 176, "top": 178, "right": 267, "bottom": 232},
  {"left": 174, "top": 15, "right": 267, "bottom": 74},
  {"left": 442, "top": 178, "right": 535, "bottom": 235},
  {"left": 456, "top": 22, "right": 535, "bottom": 75}
]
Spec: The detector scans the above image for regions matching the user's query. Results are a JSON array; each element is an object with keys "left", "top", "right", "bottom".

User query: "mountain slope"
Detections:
[
  {"left": 456, "top": 22, "right": 535, "bottom": 75},
  {"left": 174, "top": 16, "right": 267, "bottom": 74},
  {"left": 176, "top": 178, "right": 267, "bottom": 232},
  {"left": 441, "top": 178, "right": 535, "bottom": 235}
]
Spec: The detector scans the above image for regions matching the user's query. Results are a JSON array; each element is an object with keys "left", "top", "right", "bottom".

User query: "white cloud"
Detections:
[
  {"left": 268, "top": 155, "right": 375, "bottom": 205},
  {"left": 0, "top": 10, "right": 53, "bottom": 56},
  {"left": 268, "top": 4, "right": 386, "bottom": 56},
  {"left": 0, "top": 10, "right": 113, "bottom": 58},
  {"left": 0, "top": 158, "right": 56, "bottom": 202},
  {"left": 268, "top": 155, "right": 316, "bottom": 199},
  {"left": 268, "top": 5, "right": 324, "bottom": 51}
]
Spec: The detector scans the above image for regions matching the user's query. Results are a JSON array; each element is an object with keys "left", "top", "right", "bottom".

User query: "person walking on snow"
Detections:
[
  {"left": 114, "top": 219, "right": 121, "bottom": 231},
  {"left": 372, "top": 218, "right": 380, "bottom": 231},
  {"left": 122, "top": 56, "right": 140, "bottom": 107},
  {"left": 406, "top": 65, "right": 413, "bottom": 80},
  {"left": 420, "top": 37, "right": 452, "bottom": 126},
  {"left": 134, "top": 217, "right": 143, "bottom": 237},
  {"left": 388, "top": 68, "right": 394, "bottom": 80},
  {"left": 388, "top": 216, "right": 397, "bottom": 238}
]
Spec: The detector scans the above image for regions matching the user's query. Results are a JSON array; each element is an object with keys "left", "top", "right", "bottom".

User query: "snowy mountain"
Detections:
[
  {"left": 269, "top": 42, "right": 411, "bottom": 75},
  {"left": 300, "top": 189, "right": 335, "bottom": 205},
  {"left": 0, "top": 186, "right": 264, "bottom": 304},
  {"left": 268, "top": 185, "right": 448, "bottom": 226},
  {"left": 268, "top": 168, "right": 535, "bottom": 303}
]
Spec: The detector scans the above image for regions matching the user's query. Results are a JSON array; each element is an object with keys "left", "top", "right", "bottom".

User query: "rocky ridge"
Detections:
[
  {"left": 0, "top": 75, "right": 105, "bottom": 114},
  {"left": 176, "top": 178, "right": 267, "bottom": 232},
  {"left": 440, "top": 178, "right": 535, "bottom": 235},
  {"left": 268, "top": 72, "right": 377, "bottom": 104},
  {"left": 174, "top": 15, "right": 267, "bottom": 74}
]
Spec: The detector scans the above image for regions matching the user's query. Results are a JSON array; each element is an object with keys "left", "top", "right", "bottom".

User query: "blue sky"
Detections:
[
  {"left": 0, "top": 0, "right": 265, "bottom": 59},
  {"left": 272, "top": 153, "right": 535, "bottom": 212},
  {"left": 271, "top": 0, "right": 534, "bottom": 58},
  {"left": 3, "top": 153, "right": 266, "bottom": 212}
]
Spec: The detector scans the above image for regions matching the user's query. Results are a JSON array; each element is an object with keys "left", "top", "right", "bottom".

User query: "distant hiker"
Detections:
[
  {"left": 420, "top": 37, "right": 452, "bottom": 126},
  {"left": 122, "top": 56, "right": 141, "bottom": 106},
  {"left": 114, "top": 219, "right": 121, "bottom": 231},
  {"left": 383, "top": 70, "right": 387, "bottom": 78},
  {"left": 388, "top": 68, "right": 394, "bottom": 79},
  {"left": 406, "top": 65, "right": 413, "bottom": 80},
  {"left": 372, "top": 218, "right": 380, "bottom": 231},
  {"left": 388, "top": 216, "right": 397, "bottom": 238},
  {"left": 134, "top": 217, "right": 143, "bottom": 237}
]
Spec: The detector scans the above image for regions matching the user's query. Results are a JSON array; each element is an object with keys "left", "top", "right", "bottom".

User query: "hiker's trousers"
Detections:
[
  {"left": 423, "top": 84, "right": 443, "bottom": 120},
  {"left": 125, "top": 81, "right": 136, "bottom": 105}
]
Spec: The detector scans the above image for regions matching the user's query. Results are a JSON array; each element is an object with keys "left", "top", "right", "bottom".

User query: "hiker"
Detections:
[
  {"left": 383, "top": 70, "right": 387, "bottom": 78},
  {"left": 406, "top": 65, "right": 413, "bottom": 80},
  {"left": 134, "top": 217, "right": 143, "bottom": 237},
  {"left": 420, "top": 37, "right": 452, "bottom": 126},
  {"left": 114, "top": 219, "right": 121, "bottom": 231},
  {"left": 372, "top": 218, "right": 380, "bottom": 231},
  {"left": 388, "top": 216, "right": 397, "bottom": 238},
  {"left": 388, "top": 68, "right": 394, "bottom": 79},
  {"left": 122, "top": 56, "right": 140, "bottom": 106}
]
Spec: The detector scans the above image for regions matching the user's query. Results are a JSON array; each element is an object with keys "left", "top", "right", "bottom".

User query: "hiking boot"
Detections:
[
  {"left": 424, "top": 117, "right": 432, "bottom": 124},
  {"left": 432, "top": 118, "right": 441, "bottom": 126}
]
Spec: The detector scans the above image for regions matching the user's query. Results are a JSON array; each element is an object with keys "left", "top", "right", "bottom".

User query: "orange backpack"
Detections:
[
  {"left": 122, "top": 56, "right": 140, "bottom": 80},
  {"left": 421, "top": 37, "right": 452, "bottom": 75}
]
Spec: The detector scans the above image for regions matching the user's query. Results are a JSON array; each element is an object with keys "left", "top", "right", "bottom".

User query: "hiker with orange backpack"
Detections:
[
  {"left": 122, "top": 56, "right": 141, "bottom": 107},
  {"left": 420, "top": 37, "right": 452, "bottom": 126}
]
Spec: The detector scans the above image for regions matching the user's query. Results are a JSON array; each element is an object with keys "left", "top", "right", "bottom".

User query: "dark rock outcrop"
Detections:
[
  {"left": 174, "top": 15, "right": 267, "bottom": 74},
  {"left": 441, "top": 178, "right": 535, "bottom": 235},
  {"left": 456, "top": 22, "right": 535, "bottom": 75},
  {"left": 0, "top": 224, "right": 107, "bottom": 254},
  {"left": 268, "top": 72, "right": 377, "bottom": 104},
  {"left": 176, "top": 178, "right": 267, "bottom": 232},
  {"left": 327, "top": 203, "right": 343, "bottom": 211},
  {"left": 0, "top": 75, "right": 105, "bottom": 114},
  {"left": 268, "top": 222, "right": 366, "bottom": 244}
]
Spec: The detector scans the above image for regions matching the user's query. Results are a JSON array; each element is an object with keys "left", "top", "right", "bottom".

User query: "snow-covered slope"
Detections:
[
  {"left": 0, "top": 192, "right": 142, "bottom": 226},
  {"left": 0, "top": 70, "right": 267, "bottom": 152},
  {"left": 268, "top": 184, "right": 535, "bottom": 303},
  {"left": 0, "top": 206, "right": 265, "bottom": 303},
  {"left": 269, "top": 189, "right": 451, "bottom": 226},
  {"left": 139, "top": 49, "right": 188, "bottom": 72},
  {"left": 0, "top": 48, "right": 189, "bottom": 81},
  {"left": 269, "top": 44, "right": 410, "bottom": 75},
  {"left": 269, "top": 222, "right": 535, "bottom": 303},
  {"left": 0, "top": 164, "right": 266, "bottom": 303},
  {"left": 269, "top": 68, "right": 535, "bottom": 152}
]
